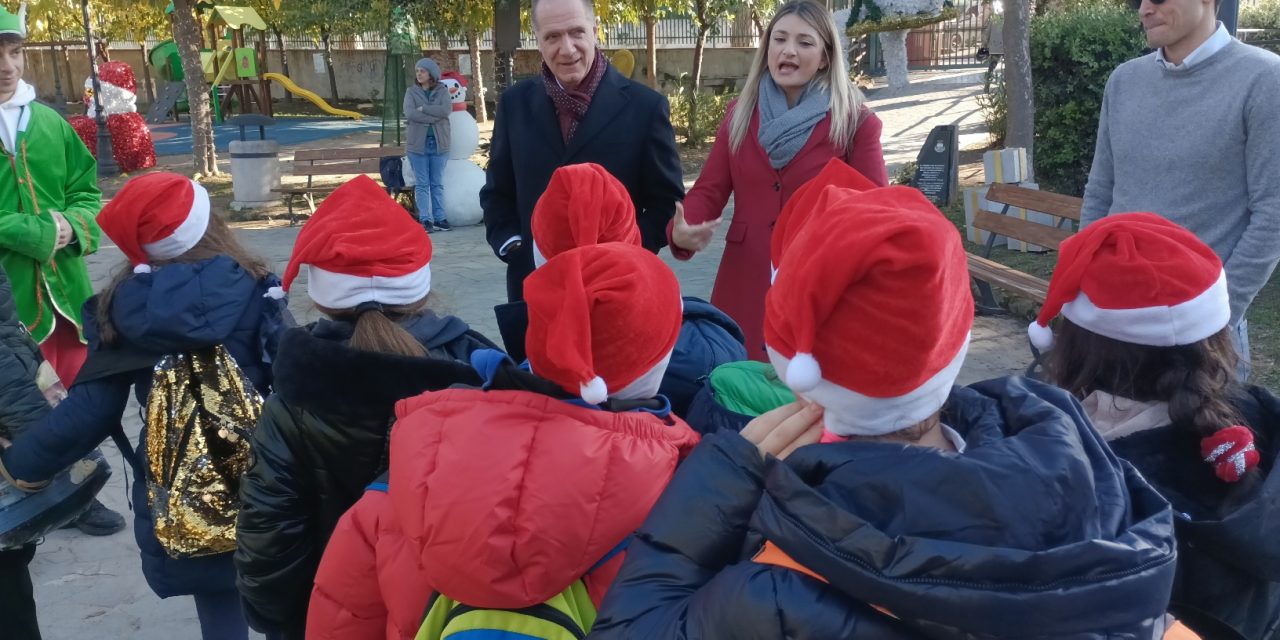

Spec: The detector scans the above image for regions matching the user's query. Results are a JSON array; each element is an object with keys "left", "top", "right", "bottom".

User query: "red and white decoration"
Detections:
[
  {"left": 524, "top": 243, "right": 682, "bottom": 404},
  {"left": 1201, "top": 425, "right": 1260, "bottom": 483},
  {"left": 69, "top": 61, "right": 156, "bottom": 174},
  {"left": 765, "top": 185, "right": 973, "bottom": 438},
  {"left": 96, "top": 172, "right": 210, "bottom": 274},
  {"left": 1028, "top": 212, "right": 1231, "bottom": 351},
  {"left": 530, "top": 163, "right": 639, "bottom": 268},
  {"left": 438, "top": 71, "right": 484, "bottom": 226},
  {"left": 274, "top": 175, "right": 433, "bottom": 309}
]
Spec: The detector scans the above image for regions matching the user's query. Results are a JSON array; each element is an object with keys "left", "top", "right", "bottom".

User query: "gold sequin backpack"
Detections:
[{"left": 145, "top": 345, "right": 262, "bottom": 559}]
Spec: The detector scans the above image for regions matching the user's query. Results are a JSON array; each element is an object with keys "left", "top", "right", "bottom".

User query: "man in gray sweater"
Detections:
[{"left": 1081, "top": 0, "right": 1280, "bottom": 379}]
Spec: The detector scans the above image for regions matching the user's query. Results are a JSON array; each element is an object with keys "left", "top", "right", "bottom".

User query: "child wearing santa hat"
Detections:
[
  {"left": 0, "top": 171, "right": 290, "bottom": 640},
  {"left": 591, "top": 187, "right": 1178, "bottom": 639},
  {"left": 684, "top": 157, "right": 876, "bottom": 435},
  {"left": 234, "top": 175, "right": 496, "bottom": 639},
  {"left": 1033, "top": 213, "right": 1280, "bottom": 639},
  {"left": 306, "top": 242, "right": 700, "bottom": 639},
  {"left": 492, "top": 162, "right": 746, "bottom": 416}
]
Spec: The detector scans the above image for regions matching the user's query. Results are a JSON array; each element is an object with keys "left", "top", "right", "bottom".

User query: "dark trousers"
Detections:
[
  {"left": 504, "top": 244, "right": 536, "bottom": 303},
  {"left": 0, "top": 544, "right": 41, "bottom": 640},
  {"left": 193, "top": 591, "right": 250, "bottom": 640}
]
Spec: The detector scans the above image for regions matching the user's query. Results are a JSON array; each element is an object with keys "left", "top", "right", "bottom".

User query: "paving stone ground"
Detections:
[{"left": 27, "top": 69, "right": 1023, "bottom": 640}]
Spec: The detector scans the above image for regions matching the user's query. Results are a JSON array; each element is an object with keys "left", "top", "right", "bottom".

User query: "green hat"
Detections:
[{"left": 0, "top": 3, "right": 27, "bottom": 38}]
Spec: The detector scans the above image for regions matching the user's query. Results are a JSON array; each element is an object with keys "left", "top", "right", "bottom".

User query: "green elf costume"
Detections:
[{"left": 0, "top": 3, "right": 102, "bottom": 385}]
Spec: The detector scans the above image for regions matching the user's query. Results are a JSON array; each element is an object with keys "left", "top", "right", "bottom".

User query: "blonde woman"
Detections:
[{"left": 669, "top": 0, "right": 887, "bottom": 360}]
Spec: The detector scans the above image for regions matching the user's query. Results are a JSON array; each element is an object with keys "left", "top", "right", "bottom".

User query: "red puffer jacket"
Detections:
[{"left": 307, "top": 386, "right": 701, "bottom": 639}]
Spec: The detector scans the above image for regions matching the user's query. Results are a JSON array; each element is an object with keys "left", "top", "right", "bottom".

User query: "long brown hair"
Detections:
[
  {"left": 315, "top": 297, "right": 431, "bottom": 358},
  {"left": 1046, "top": 317, "right": 1244, "bottom": 436},
  {"left": 96, "top": 215, "right": 270, "bottom": 346}
]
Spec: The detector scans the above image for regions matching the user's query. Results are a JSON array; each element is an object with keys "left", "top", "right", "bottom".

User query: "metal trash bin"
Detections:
[{"left": 228, "top": 114, "right": 281, "bottom": 210}]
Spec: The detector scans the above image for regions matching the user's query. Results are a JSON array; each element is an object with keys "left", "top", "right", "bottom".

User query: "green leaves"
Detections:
[{"left": 1030, "top": 1, "right": 1144, "bottom": 195}]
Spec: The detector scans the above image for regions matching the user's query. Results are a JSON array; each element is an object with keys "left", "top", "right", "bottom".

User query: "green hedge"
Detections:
[
  {"left": 1242, "top": 0, "right": 1280, "bottom": 33},
  {"left": 1030, "top": 4, "right": 1145, "bottom": 196}
]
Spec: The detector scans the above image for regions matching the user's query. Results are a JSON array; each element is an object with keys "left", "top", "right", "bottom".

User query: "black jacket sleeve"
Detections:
[
  {"left": 592, "top": 432, "right": 924, "bottom": 639},
  {"left": 591, "top": 432, "right": 767, "bottom": 638},
  {"left": 234, "top": 396, "right": 315, "bottom": 637},
  {"left": 480, "top": 90, "right": 522, "bottom": 259},
  {"left": 634, "top": 93, "right": 684, "bottom": 254},
  {"left": 0, "top": 269, "right": 51, "bottom": 438}
]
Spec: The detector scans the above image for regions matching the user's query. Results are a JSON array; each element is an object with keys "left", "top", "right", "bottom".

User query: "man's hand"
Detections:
[
  {"left": 671, "top": 201, "right": 720, "bottom": 253},
  {"left": 740, "top": 401, "right": 824, "bottom": 460},
  {"left": 52, "top": 211, "right": 73, "bottom": 250}
]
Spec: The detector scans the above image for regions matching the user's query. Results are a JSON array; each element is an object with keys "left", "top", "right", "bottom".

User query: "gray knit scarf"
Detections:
[{"left": 757, "top": 75, "right": 831, "bottom": 169}]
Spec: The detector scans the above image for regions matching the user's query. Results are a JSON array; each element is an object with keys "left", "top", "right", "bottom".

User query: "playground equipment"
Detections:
[
  {"left": 148, "top": 4, "right": 274, "bottom": 123},
  {"left": 262, "top": 73, "right": 362, "bottom": 120}
]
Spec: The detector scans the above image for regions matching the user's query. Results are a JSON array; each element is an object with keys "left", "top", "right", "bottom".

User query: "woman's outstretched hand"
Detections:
[{"left": 671, "top": 201, "right": 720, "bottom": 253}]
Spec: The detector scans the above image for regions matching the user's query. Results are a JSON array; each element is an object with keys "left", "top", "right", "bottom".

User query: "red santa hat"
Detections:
[
  {"left": 765, "top": 186, "right": 973, "bottom": 438},
  {"left": 531, "top": 163, "right": 639, "bottom": 268},
  {"left": 1028, "top": 213, "right": 1229, "bottom": 351},
  {"left": 524, "top": 243, "right": 682, "bottom": 404},
  {"left": 97, "top": 172, "right": 210, "bottom": 274},
  {"left": 271, "top": 175, "right": 432, "bottom": 309},
  {"left": 769, "top": 158, "right": 878, "bottom": 281},
  {"left": 96, "top": 61, "right": 137, "bottom": 96}
]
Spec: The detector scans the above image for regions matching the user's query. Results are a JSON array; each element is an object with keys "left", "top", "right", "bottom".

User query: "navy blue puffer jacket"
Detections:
[
  {"left": 1, "top": 256, "right": 289, "bottom": 598},
  {"left": 591, "top": 377, "right": 1178, "bottom": 639}
]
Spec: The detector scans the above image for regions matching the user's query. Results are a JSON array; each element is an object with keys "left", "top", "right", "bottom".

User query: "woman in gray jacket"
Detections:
[{"left": 404, "top": 58, "right": 452, "bottom": 231}]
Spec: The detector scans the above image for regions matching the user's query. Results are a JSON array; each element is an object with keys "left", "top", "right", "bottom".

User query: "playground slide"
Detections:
[{"left": 262, "top": 73, "right": 363, "bottom": 120}]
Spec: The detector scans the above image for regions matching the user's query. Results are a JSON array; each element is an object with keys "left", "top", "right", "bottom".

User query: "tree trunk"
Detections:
[
  {"left": 644, "top": 14, "right": 657, "bottom": 88},
  {"left": 879, "top": 30, "right": 910, "bottom": 89},
  {"left": 321, "top": 26, "right": 339, "bottom": 104},
  {"left": 171, "top": 0, "right": 219, "bottom": 176},
  {"left": 274, "top": 27, "right": 292, "bottom": 102},
  {"left": 467, "top": 30, "right": 487, "bottom": 123},
  {"left": 1002, "top": 0, "right": 1035, "bottom": 178},
  {"left": 140, "top": 41, "right": 156, "bottom": 104},
  {"left": 689, "top": 24, "right": 709, "bottom": 145}
]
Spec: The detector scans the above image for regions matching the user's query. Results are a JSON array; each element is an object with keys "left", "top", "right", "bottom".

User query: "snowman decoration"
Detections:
[
  {"left": 437, "top": 71, "right": 485, "bottom": 226},
  {"left": 69, "top": 61, "right": 156, "bottom": 173}
]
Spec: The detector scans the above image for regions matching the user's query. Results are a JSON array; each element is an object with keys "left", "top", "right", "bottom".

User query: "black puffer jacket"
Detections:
[
  {"left": 1108, "top": 385, "right": 1280, "bottom": 640},
  {"left": 234, "top": 312, "right": 493, "bottom": 639},
  {"left": 592, "top": 377, "right": 1178, "bottom": 639},
  {"left": 0, "top": 267, "right": 52, "bottom": 438}
]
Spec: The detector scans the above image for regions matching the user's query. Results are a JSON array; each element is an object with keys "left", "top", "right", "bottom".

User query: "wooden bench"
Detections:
[
  {"left": 274, "top": 146, "right": 408, "bottom": 225},
  {"left": 968, "top": 183, "right": 1083, "bottom": 314}
]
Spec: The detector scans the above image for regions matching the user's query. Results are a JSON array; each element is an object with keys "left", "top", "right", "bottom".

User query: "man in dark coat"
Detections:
[{"left": 481, "top": 0, "right": 684, "bottom": 302}]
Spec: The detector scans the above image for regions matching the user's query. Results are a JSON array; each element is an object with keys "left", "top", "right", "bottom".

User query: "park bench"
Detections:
[
  {"left": 967, "top": 182, "right": 1083, "bottom": 315},
  {"left": 274, "top": 146, "right": 408, "bottom": 225}
]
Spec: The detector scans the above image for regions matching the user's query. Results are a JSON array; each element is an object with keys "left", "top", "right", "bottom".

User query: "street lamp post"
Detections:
[{"left": 79, "top": 0, "right": 117, "bottom": 176}]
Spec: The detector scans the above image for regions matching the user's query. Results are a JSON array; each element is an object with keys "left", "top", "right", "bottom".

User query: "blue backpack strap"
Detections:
[{"left": 588, "top": 536, "right": 631, "bottom": 574}]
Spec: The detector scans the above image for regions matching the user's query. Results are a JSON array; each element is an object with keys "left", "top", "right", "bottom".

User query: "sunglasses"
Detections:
[{"left": 1129, "top": 0, "right": 1165, "bottom": 9}]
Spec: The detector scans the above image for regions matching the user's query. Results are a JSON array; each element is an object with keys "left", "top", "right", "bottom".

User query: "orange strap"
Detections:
[
  {"left": 752, "top": 541, "right": 897, "bottom": 619},
  {"left": 1164, "top": 621, "right": 1201, "bottom": 640}
]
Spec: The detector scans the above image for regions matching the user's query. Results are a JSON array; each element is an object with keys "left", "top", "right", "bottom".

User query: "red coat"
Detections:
[
  {"left": 671, "top": 103, "right": 888, "bottom": 360},
  {"left": 306, "top": 388, "right": 701, "bottom": 640}
]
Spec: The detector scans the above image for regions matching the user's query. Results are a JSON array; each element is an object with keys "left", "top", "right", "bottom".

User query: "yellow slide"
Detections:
[{"left": 262, "top": 72, "right": 363, "bottom": 120}]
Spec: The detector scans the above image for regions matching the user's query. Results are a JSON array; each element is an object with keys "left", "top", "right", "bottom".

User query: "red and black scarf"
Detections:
[{"left": 542, "top": 47, "right": 609, "bottom": 143}]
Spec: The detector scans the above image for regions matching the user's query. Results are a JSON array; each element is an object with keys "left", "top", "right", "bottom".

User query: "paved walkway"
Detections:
[{"left": 27, "top": 69, "right": 1023, "bottom": 640}]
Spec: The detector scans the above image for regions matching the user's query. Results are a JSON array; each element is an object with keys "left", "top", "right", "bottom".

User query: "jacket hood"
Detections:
[
  {"left": 309, "top": 311, "right": 474, "bottom": 352},
  {"left": 2, "top": 80, "right": 35, "bottom": 109},
  {"left": 679, "top": 296, "right": 746, "bottom": 345},
  {"left": 750, "top": 376, "right": 1177, "bottom": 638},
  {"left": 107, "top": 256, "right": 278, "bottom": 354},
  {"left": 272, "top": 322, "right": 482, "bottom": 422},
  {"left": 388, "top": 387, "right": 700, "bottom": 609}
]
